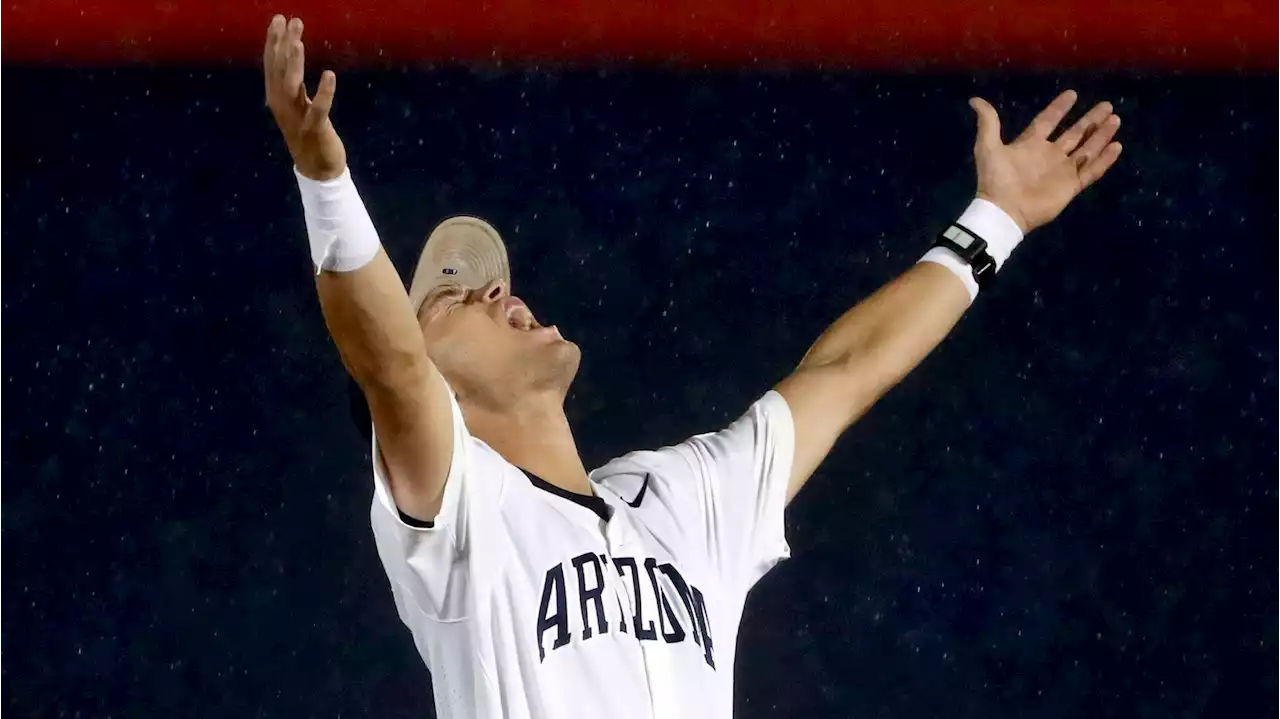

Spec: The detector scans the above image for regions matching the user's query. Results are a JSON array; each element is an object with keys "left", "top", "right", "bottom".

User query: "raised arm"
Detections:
[
  {"left": 776, "top": 90, "right": 1123, "bottom": 502},
  {"left": 264, "top": 15, "right": 453, "bottom": 522}
]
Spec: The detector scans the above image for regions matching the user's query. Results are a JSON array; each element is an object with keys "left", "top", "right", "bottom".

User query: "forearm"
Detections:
[
  {"left": 777, "top": 260, "right": 971, "bottom": 495},
  {"left": 777, "top": 91, "right": 1120, "bottom": 501},
  {"left": 317, "top": 251, "right": 433, "bottom": 388},
  {"left": 298, "top": 167, "right": 432, "bottom": 388},
  {"left": 799, "top": 261, "right": 970, "bottom": 391},
  {"left": 798, "top": 199, "right": 1024, "bottom": 399}
]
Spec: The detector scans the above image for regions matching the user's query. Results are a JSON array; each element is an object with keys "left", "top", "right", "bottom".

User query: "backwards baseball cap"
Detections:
[{"left": 407, "top": 215, "right": 512, "bottom": 317}]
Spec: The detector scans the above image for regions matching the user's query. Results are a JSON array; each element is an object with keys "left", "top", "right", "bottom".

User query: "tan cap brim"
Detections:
[{"left": 408, "top": 216, "right": 511, "bottom": 316}]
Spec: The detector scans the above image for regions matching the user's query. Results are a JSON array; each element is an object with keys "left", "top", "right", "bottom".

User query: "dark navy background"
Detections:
[{"left": 3, "top": 68, "right": 1276, "bottom": 717}]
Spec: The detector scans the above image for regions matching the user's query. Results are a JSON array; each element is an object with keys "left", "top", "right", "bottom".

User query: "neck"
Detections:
[{"left": 460, "top": 391, "right": 590, "bottom": 496}]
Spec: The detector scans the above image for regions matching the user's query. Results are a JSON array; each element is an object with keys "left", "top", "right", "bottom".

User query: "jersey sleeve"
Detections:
[
  {"left": 602, "top": 391, "right": 796, "bottom": 594},
  {"left": 368, "top": 381, "right": 510, "bottom": 624}
]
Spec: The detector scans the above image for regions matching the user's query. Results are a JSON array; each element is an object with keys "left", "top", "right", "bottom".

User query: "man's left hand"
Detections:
[{"left": 969, "top": 90, "right": 1123, "bottom": 233}]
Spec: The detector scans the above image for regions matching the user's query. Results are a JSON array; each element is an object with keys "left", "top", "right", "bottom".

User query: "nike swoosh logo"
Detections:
[{"left": 625, "top": 473, "right": 652, "bottom": 508}]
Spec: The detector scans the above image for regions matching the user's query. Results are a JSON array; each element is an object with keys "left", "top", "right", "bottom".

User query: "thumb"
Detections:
[
  {"left": 301, "top": 70, "right": 336, "bottom": 134},
  {"left": 969, "top": 97, "right": 1002, "bottom": 151}
]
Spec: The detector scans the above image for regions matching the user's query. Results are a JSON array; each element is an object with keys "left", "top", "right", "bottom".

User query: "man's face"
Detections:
[{"left": 417, "top": 279, "right": 580, "bottom": 406}]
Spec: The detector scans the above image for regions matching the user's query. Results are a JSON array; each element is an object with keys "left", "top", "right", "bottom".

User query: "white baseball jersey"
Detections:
[{"left": 369, "top": 389, "right": 795, "bottom": 719}]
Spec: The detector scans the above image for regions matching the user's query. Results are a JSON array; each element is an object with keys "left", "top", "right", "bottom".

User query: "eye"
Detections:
[
  {"left": 421, "top": 286, "right": 462, "bottom": 320},
  {"left": 445, "top": 286, "right": 466, "bottom": 301}
]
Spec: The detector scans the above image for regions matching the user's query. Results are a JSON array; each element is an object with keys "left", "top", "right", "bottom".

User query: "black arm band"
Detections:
[{"left": 931, "top": 222, "right": 998, "bottom": 290}]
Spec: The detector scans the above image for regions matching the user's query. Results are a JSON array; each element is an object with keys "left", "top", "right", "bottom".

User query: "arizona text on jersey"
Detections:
[{"left": 369, "top": 388, "right": 794, "bottom": 719}]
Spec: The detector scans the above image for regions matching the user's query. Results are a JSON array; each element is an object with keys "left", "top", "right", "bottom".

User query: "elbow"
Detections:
[{"left": 825, "top": 346, "right": 901, "bottom": 420}]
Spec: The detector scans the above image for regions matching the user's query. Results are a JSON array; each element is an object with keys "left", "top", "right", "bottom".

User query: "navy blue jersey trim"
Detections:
[
  {"left": 522, "top": 469, "right": 612, "bottom": 522},
  {"left": 398, "top": 510, "right": 435, "bottom": 529}
]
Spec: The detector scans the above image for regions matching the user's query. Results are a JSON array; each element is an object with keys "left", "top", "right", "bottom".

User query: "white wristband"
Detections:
[
  {"left": 918, "top": 198, "right": 1026, "bottom": 302},
  {"left": 295, "top": 166, "right": 381, "bottom": 275},
  {"left": 919, "top": 246, "right": 981, "bottom": 302},
  {"left": 955, "top": 197, "right": 1024, "bottom": 271}
]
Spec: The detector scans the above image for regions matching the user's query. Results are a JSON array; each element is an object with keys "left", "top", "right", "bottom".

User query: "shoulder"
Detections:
[{"left": 591, "top": 391, "right": 793, "bottom": 485}]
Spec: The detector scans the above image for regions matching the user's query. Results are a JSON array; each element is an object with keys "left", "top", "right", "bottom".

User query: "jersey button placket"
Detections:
[{"left": 602, "top": 515, "right": 660, "bottom": 718}]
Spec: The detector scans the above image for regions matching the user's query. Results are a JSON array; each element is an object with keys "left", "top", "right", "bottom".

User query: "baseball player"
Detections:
[{"left": 263, "top": 15, "right": 1122, "bottom": 719}]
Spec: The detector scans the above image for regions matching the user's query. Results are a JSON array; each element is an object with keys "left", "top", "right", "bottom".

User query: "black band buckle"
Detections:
[{"left": 934, "top": 222, "right": 997, "bottom": 289}]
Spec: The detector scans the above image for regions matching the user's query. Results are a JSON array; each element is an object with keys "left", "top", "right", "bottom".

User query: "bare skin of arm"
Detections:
[
  {"left": 778, "top": 90, "right": 1123, "bottom": 502},
  {"left": 777, "top": 261, "right": 971, "bottom": 501},
  {"left": 264, "top": 15, "right": 452, "bottom": 521}
]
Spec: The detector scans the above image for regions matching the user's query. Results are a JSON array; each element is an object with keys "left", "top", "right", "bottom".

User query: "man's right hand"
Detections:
[{"left": 263, "top": 15, "right": 346, "bottom": 181}]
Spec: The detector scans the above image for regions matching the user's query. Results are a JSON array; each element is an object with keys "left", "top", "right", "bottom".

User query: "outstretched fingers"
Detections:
[
  {"left": 1073, "top": 113, "right": 1120, "bottom": 162},
  {"left": 283, "top": 18, "right": 306, "bottom": 101},
  {"left": 1056, "top": 101, "right": 1113, "bottom": 154},
  {"left": 1075, "top": 117, "right": 1123, "bottom": 188},
  {"left": 263, "top": 15, "right": 286, "bottom": 93},
  {"left": 1020, "top": 89, "right": 1078, "bottom": 143}
]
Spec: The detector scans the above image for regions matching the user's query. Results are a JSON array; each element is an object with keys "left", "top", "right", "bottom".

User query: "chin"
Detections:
[
  {"left": 553, "top": 337, "right": 582, "bottom": 374},
  {"left": 536, "top": 337, "right": 581, "bottom": 390}
]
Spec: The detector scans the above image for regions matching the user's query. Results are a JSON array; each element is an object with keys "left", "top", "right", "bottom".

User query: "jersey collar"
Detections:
[{"left": 520, "top": 469, "right": 613, "bottom": 523}]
